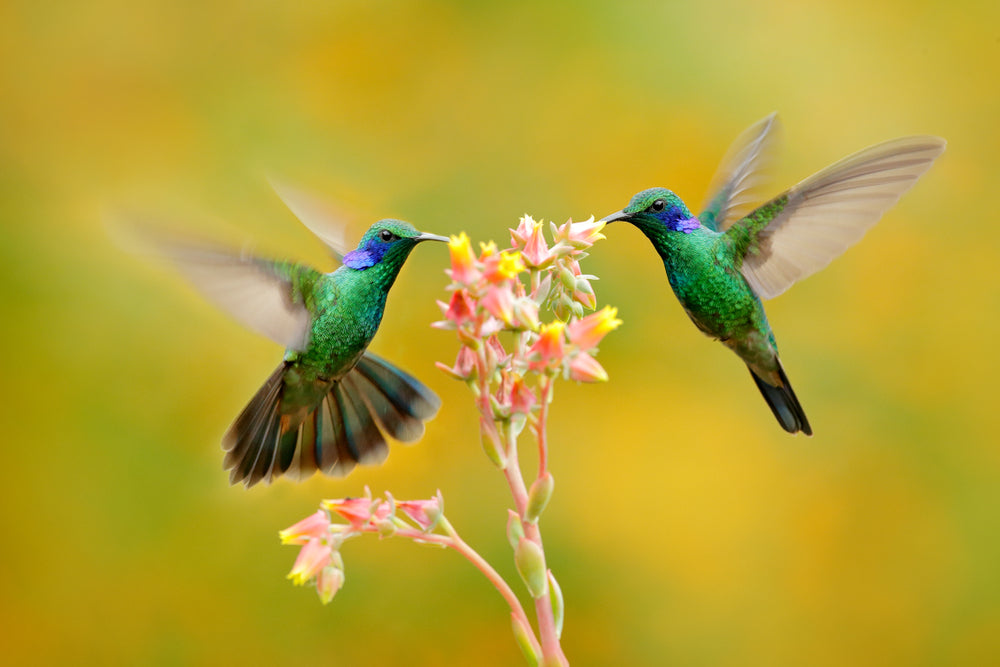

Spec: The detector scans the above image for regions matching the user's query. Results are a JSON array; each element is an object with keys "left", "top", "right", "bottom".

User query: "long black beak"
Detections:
[
  {"left": 599, "top": 210, "right": 629, "bottom": 224},
  {"left": 416, "top": 232, "right": 450, "bottom": 243}
]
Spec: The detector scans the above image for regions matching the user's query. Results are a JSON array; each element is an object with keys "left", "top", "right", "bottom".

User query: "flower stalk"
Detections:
[{"left": 279, "top": 215, "right": 619, "bottom": 666}]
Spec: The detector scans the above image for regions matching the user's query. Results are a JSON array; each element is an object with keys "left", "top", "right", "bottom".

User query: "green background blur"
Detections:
[{"left": 2, "top": 1, "right": 998, "bottom": 664}]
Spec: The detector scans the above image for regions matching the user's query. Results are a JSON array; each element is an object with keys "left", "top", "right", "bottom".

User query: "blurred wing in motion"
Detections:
[
  {"left": 268, "top": 177, "right": 354, "bottom": 261},
  {"left": 729, "top": 135, "right": 946, "bottom": 299},
  {"left": 115, "top": 221, "right": 315, "bottom": 351},
  {"left": 699, "top": 112, "right": 781, "bottom": 232}
]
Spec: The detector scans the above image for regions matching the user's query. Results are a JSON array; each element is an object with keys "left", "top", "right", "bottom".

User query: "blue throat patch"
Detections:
[
  {"left": 673, "top": 216, "right": 701, "bottom": 234},
  {"left": 343, "top": 238, "right": 391, "bottom": 269}
]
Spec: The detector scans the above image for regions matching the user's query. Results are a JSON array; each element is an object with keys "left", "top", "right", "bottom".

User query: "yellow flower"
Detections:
[
  {"left": 447, "top": 232, "right": 480, "bottom": 284},
  {"left": 566, "top": 306, "right": 622, "bottom": 351}
]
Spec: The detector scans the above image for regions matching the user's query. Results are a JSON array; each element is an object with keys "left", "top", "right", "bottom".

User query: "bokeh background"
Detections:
[{"left": 2, "top": 0, "right": 998, "bottom": 664}]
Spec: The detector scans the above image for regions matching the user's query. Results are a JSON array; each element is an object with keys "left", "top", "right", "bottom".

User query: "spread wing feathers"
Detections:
[
  {"left": 268, "top": 177, "right": 354, "bottom": 261},
  {"left": 223, "top": 354, "right": 440, "bottom": 487},
  {"left": 733, "top": 135, "right": 946, "bottom": 300},
  {"left": 699, "top": 112, "right": 781, "bottom": 232},
  {"left": 139, "top": 228, "right": 316, "bottom": 350}
]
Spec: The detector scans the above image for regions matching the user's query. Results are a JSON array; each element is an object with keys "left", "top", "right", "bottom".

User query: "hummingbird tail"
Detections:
[
  {"left": 222, "top": 354, "right": 440, "bottom": 487},
  {"left": 748, "top": 360, "right": 812, "bottom": 436}
]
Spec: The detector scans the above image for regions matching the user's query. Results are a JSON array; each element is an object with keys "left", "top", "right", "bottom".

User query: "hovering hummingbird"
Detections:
[
  {"left": 600, "top": 114, "right": 945, "bottom": 434},
  {"left": 135, "top": 185, "right": 448, "bottom": 486}
]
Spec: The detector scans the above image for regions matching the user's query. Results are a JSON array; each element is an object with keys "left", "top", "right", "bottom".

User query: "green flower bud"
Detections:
[
  {"left": 481, "top": 430, "right": 506, "bottom": 469},
  {"left": 514, "top": 538, "right": 547, "bottom": 599},
  {"left": 548, "top": 571, "right": 564, "bottom": 639},
  {"left": 506, "top": 510, "right": 525, "bottom": 550},
  {"left": 525, "top": 472, "right": 554, "bottom": 524}
]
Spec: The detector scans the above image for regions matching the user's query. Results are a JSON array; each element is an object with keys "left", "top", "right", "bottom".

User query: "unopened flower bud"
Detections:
[
  {"left": 316, "top": 565, "right": 345, "bottom": 605},
  {"left": 514, "top": 538, "right": 547, "bottom": 599},
  {"left": 376, "top": 519, "right": 397, "bottom": 537},
  {"left": 525, "top": 472, "right": 554, "bottom": 524},
  {"left": 481, "top": 426, "right": 506, "bottom": 469},
  {"left": 548, "top": 570, "right": 565, "bottom": 639},
  {"left": 506, "top": 510, "right": 525, "bottom": 550}
]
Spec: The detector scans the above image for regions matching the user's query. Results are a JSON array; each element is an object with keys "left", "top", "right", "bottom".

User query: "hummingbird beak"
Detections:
[
  {"left": 416, "top": 232, "right": 450, "bottom": 243},
  {"left": 599, "top": 210, "right": 629, "bottom": 224}
]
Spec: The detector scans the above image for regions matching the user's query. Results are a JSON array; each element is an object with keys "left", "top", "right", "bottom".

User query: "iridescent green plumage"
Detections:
[
  {"left": 142, "top": 205, "right": 447, "bottom": 486},
  {"left": 602, "top": 114, "right": 945, "bottom": 434}
]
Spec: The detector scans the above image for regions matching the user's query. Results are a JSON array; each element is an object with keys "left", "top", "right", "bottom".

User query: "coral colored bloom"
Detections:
[
  {"left": 287, "top": 537, "right": 333, "bottom": 586},
  {"left": 316, "top": 565, "right": 345, "bottom": 605},
  {"left": 279, "top": 510, "right": 331, "bottom": 545},
  {"left": 322, "top": 496, "right": 390, "bottom": 530},
  {"left": 521, "top": 225, "right": 553, "bottom": 268},
  {"left": 509, "top": 376, "right": 536, "bottom": 414},
  {"left": 568, "top": 351, "right": 608, "bottom": 383},
  {"left": 397, "top": 495, "right": 443, "bottom": 531},
  {"left": 566, "top": 306, "right": 622, "bottom": 351},
  {"left": 481, "top": 285, "right": 516, "bottom": 326},
  {"left": 509, "top": 215, "right": 536, "bottom": 247},
  {"left": 444, "top": 289, "right": 477, "bottom": 326},
  {"left": 447, "top": 232, "right": 480, "bottom": 284},
  {"left": 514, "top": 298, "right": 540, "bottom": 331},
  {"left": 555, "top": 216, "right": 606, "bottom": 248},
  {"left": 436, "top": 345, "right": 477, "bottom": 380},
  {"left": 528, "top": 321, "right": 566, "bottom": 371}
]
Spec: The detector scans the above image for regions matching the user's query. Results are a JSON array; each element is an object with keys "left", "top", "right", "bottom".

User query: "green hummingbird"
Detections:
[
  {"left": 139, "top": 187, "right": 448, "bottom": 486},
  {"left": 601, "top": 114, "right": 945, "bottom": 434}
]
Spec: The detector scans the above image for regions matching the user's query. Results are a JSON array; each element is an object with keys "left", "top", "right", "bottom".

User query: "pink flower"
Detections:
[
  {"left": 481, "top": 284, "right": 516, "bottom": 326},
  {"left": 279, "top": 510, "right": 331, "bottom": 545},
  {"left": 513, "top": 216, "right": 554, "bottom": 268},
  {"left": 509, "top": 215, "right": 536, "bottom": 247},
  {"left": 568, "top": 351, "right": 609, "bottom": 383},
  {"left": 514, "top": 297, "right": 540, "bottom": 331},
  {"left": 522, "top": 228, "right": 553, "bottom": 268},
  {"left": 287, "top": 537, "right": 334, "bottom": 586},
  {"left": 553, "top": 216, "right": 606, "bottom": 248},
  {"left": 447, "top": 233, "right": 481, "bottom": 285},
  {"left": 566, "top": 306, "right": 621, "bottom": 351},
  {"left": 443, "top": 289, "right": 477, "bottom": 327},
  {"left": 322, "top": 496, "right": 390, "bottom": 530},
  {"left": 483, "top": 250, "right": 526, "bottom": 284},
  {"left": 316, "top": 565, "right": 345, "bottom": 605},
  {"left": 509, "top": 375, "right": 537, "bottom": 414},
  {"left": 436, "top": 345, "right": 477, "bottom": 380},
  {"left": 528, "top": 322, "right": 566, "bottom": 371},
  {"left": 397, "top": 493, "right": 443, "bottom": 531}
]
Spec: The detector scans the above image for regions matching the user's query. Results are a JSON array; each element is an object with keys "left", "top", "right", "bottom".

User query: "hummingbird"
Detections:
[
  {"left": 135, "top": 187, "right": 448, "bottom": 486},
  {"left": 600, "top": 114, "right": 945, "bottom": 434}
]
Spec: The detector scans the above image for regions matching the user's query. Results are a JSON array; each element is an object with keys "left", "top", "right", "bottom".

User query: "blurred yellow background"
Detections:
[{"left": 2, "top": 0, "right": 998, "bottom": 664}]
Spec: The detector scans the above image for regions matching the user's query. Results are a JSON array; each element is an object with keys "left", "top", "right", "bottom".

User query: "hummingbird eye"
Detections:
[
  {"left": 650, "top": 199, "right": 666, "bottom": 212},
  {"left": 378, "top": 229, "right": 396, "bottom": 242}
]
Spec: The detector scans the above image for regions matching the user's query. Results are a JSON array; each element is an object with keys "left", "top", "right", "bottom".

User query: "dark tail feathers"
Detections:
[
  {"left": 221, "top": 352, "right": 441, "bottom": 487},
  {"left": 747, "top": 360, "right": 812, "bottom": 436}
]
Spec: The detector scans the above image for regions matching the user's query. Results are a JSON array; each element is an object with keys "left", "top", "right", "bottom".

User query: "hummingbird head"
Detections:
[
  {"left": 600, "top": 188, "right": 699, "bottom": 235},
  {"left": 343, "top": 219, "right": 448, "bottom": 270}
]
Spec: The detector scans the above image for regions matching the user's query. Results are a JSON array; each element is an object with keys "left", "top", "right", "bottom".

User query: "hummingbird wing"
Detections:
[
  {"left": 146, "top": 234, "right": 316, "bottom": 351},
  {"left": 698, "top": 112, "right": 781, "bottom": 232},
  {"left": 268, "top": 178, "right": 354, "bottom": 261},
  {"left": 728, "top": 135, "right": 946, "bottom": 299}
]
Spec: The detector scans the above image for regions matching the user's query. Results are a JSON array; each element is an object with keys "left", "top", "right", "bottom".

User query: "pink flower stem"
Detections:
[
  {"left": 368, "top": 523, "right": 542, "bottom": 659},
  {"left": 503, "top": 407, "right": 568, "bottom": 666}
]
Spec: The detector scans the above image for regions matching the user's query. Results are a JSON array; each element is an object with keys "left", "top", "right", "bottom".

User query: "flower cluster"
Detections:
[
  {"left": 279, "top": 215, "right": 617, "bottom": 666},
  {"left": 434, "top": 216, "right": 620, "bottom": 467},
  {"left": 279, "top": 488, "right": 444, "bottom": 605}
]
